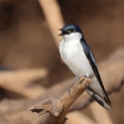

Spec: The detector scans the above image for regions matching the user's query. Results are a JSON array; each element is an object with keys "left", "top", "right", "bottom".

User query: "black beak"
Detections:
[
  {"left": 59, "top": 29, "right": 70, "bottom": 36},
  {"left": 59, "top": 29, "right": 64, "bottom": 36}
]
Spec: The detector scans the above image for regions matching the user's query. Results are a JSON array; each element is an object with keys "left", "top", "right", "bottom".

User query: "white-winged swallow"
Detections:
[{"left": 59, "top": 24, "right": 111, "bottom": 110}]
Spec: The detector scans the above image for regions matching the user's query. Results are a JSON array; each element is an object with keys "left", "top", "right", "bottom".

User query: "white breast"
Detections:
[{"left": 59, "top": 36, "right": 94, "bottom": 78}]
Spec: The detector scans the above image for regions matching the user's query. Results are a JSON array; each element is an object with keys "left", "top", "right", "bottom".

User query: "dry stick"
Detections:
[
  {"left": 29, "top": 77, "right": 91, "bottom": 124},
  {"left": 38, "top": 0, "right": 65, "bottom": 47}
]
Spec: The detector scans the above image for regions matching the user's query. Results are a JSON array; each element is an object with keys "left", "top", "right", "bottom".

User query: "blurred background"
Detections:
[{"left": 0, "top": 0, "right": 124, "bottom": 124}]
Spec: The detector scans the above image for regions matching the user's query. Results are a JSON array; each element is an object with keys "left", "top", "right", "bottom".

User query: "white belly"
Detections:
[{"left": 59, "top": 39, "right": 94, "bottom": 78}]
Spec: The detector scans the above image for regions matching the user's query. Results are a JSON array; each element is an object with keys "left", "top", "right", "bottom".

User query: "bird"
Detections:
[{"left": 59, "top": 24, "right": 111, "bottom": 110}]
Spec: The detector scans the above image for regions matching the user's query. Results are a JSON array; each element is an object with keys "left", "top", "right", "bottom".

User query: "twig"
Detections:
[{"left": 29, "top": 77, "right": 91, "bottom": 124}]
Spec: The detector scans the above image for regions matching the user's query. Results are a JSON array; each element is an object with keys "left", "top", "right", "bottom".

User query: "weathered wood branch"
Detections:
[
  {"left": 0, "top": 48, "right": 124, "bottom": 124},
  {"left": 29, "top": 77, "right": 91, "bottom": 124}
]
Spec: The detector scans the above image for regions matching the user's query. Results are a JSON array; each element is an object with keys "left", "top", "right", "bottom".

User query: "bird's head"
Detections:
[{"left": 59, "top": 24, "right": 83, "bottom": 40}]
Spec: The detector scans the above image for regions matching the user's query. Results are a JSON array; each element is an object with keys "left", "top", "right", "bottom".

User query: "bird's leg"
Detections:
[
  {"left": 75, "top": 76, "right": 79, "bottom": 83},
  {"left": 83, "top": 74, "right": 90, "bottom": 78},
  {"left": 68, "top": 76, "right": 79, "bottom": 94},
  {"left": 68, "top": 75, "right": 89, "bottom": 94}
]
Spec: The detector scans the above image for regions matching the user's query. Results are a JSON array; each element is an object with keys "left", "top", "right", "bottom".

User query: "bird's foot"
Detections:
[
  {"left": 68, "top": 81, "right": 75, "bottom": 94},
  {"left": 68, "top": 77, "right": 79, "bottom": 94},
  {"left": 83, "top": 74, "right": 90, "bottom": 78}
]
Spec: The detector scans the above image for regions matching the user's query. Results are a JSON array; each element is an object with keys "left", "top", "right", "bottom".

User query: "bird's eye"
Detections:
[{"left": 68, "top": 28, "right": 74, "bottom": 32}]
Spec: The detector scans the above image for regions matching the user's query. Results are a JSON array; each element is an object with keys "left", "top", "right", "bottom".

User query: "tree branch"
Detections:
[{"left": 29, "top": 77, "right": 91, "bottom": 124}]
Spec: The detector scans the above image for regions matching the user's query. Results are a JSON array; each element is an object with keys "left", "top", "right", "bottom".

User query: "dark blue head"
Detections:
[{"left": 59, "top": 24, "right": 82, "bottom": 36}]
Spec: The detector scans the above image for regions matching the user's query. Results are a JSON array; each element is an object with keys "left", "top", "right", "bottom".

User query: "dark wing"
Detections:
[{"left": 80, "top": 37, "right": 111, "bottom": 104}]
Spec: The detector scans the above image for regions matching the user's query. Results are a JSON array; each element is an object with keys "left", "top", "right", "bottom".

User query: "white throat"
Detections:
[{"left": 63, "top": 32, "right": 82, "bottom": 41}]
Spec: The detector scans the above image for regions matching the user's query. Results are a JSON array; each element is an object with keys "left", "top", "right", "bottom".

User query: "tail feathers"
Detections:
[{"left": 86, "top": 87, "right": 111, "bottom": 110}]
